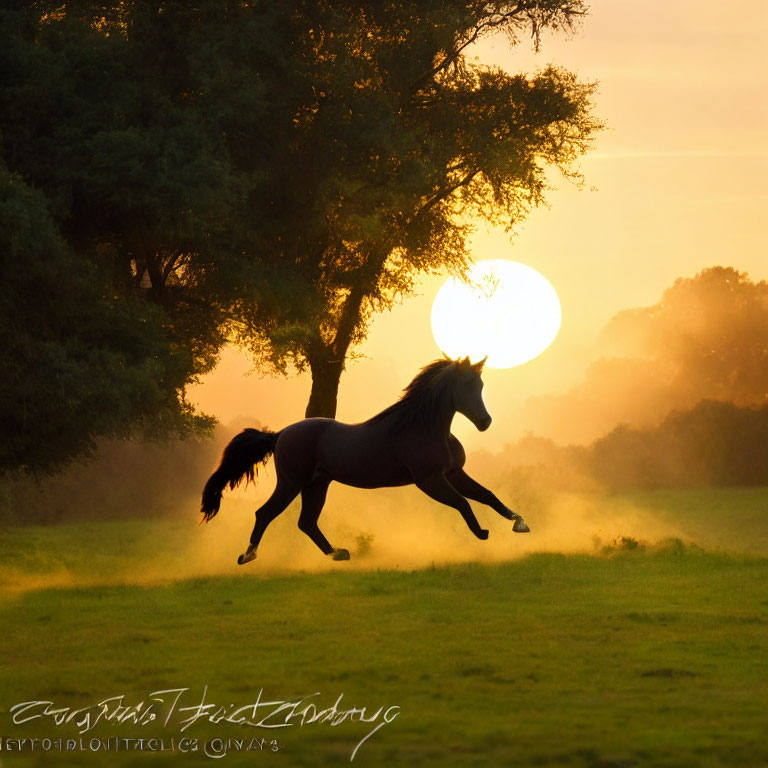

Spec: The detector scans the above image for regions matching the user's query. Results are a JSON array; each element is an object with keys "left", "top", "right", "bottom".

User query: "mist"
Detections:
[{"left": 518, "top": 266, "right": 768, "bottom": 444}]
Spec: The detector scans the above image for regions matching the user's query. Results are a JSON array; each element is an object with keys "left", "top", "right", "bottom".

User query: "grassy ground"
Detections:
[{"left": 1, "top": 489, "right": 767, "bottom": 766}]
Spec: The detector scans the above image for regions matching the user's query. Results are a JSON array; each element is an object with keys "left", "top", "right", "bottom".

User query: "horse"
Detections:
[{"left": 200, "top": 356, "right": 530, "bottom": 564}]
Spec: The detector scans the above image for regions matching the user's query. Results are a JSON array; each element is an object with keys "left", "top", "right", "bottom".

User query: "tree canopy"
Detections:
[
  {"left": 231, "top": 0, "right": 602, "bottom": 416},
  {"left": 1, "top": 0, "right": 276, "bottom": 471},
  {"left": 0, "top": 165, "right": 211, "bottom": 473},
  {"left": 1, "top": 0, "right": 601, "bottom": 472}
]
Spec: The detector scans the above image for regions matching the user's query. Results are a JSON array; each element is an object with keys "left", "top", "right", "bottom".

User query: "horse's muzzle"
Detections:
[{"left": 476, "top": 415, "right": 492, "bottom": 432}]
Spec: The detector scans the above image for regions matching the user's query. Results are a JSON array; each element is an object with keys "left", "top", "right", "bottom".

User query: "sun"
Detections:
[{"left": 431, "top": 260, "right": 562, "bottom": 368}]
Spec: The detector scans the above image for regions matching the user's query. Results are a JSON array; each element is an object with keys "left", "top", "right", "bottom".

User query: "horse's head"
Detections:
[{"left": 452, "top": 357, "right": 491, "bottom": 431}]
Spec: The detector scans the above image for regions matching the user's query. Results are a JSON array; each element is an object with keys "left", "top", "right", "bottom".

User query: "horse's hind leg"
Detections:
[
  {"left": 238, "top": 481, "right": 300, "bottom": 565},
  {"left": 447, "top": 468, "right": 530, "bottom": 533},
  {"left": 298, "top": 477, "right": 349, "bottom": 561}
]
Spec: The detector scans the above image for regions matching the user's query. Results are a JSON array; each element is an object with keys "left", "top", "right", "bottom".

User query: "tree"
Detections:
[
  {"left": 0, "top": 0, "right": 280, "bottom": 470},
  {"left": 232, "top": 0, "right": 602, "bottom": 416},
  {"left": 0, "top": 1, "right": 265, "bottom": 371},
  {"left": 0, "top": 0, "right": 600, "bottom": 472},
  {"left": 0, "top": 166, "right": 211, "bottom": 473}
]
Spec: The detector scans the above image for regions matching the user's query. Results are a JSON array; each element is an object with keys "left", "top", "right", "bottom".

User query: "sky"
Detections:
[{"left": 189, "top": 0, "right": 768, "bottom": 451}]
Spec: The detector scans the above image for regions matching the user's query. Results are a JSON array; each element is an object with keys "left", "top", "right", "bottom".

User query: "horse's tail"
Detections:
[{"left": 200, "top": 428, "right": 281, "bottom": 522}]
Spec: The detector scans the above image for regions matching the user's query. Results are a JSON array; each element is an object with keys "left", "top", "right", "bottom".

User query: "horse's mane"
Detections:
[{"left": 366, "top": 359, "right": 460, "bottom": 432}]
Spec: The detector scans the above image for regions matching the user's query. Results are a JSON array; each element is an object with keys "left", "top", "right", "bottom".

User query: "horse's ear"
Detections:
[
  {"left": 471, "top": 356, "right": 487, "bottom": 373},
  {"left": 458, "top": 356, "right": 472, "bottom": 370}
]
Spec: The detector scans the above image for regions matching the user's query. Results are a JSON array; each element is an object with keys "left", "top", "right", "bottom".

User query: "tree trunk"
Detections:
[
  {"left": 305, "top": 346, "right": 345, "bottom": 418},
  {"left": 303, "top": 252, "right": 387, "bottom": 418}
]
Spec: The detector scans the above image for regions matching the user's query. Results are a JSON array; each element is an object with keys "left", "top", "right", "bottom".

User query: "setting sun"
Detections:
[{"left": 431, "top": 260, "right": 562, "bottom": 368}]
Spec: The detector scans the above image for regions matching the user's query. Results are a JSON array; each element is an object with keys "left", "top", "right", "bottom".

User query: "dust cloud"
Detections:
[{"left": 1, "top": 448, "right": 693, "bottom": 597}]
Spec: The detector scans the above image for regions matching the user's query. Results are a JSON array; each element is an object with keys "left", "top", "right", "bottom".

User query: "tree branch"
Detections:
[
  {"left": 406, "top": 8, "right": 522, "bottom": 96},
  {"left": 161, "top": 249, "right": 185, "bottom": 283},
  {"left": 412, "top": 167, "right": 481, "bottom": 220}
]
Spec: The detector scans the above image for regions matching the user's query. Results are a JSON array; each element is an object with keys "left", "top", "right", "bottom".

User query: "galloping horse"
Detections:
[{"left": 201, "top": 357, "right": 529, "bottom": 564}]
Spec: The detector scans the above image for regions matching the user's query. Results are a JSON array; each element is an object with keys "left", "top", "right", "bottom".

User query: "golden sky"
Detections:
[{"left": 190, "top": 0, "right": 768, "bottom": 450}]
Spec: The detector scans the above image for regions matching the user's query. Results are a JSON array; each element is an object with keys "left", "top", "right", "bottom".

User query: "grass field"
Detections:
[{"left": 1, "top": 488, "right": 767, "bottom": 767}]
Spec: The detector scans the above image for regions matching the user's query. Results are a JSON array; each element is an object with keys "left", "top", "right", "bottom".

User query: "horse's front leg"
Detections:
[
  {"left": 415, "top": 473, "right": 489, "bottom": 540},
  {"left": 446, "top": 468, "right": 530, "bottom": 533}
]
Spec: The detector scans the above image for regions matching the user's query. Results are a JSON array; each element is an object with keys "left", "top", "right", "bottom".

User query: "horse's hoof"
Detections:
[
  {"left": 237, "top": 546, "right": 257, "bottom": 565},
  {"left": 501, "top": 508, "right": 518, "bottom": 521},
  {"left": 513, "top": 519, "right": 530, "bottom": 533},
  {"left": 331, "top": 548, "right": 350, "bottom": 561},
  {"left": 475, "top": 529, "right": 489, "bottom": 540}
]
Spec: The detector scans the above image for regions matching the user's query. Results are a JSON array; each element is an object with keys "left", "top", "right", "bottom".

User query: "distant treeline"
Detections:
[
  {"left": 521, "top": 267, "right": 768, "bottom": 444},
  {"left": 2, "top": 401, "right": 766, "bottom": 526},
  {"left": 586, "top": 400, "right": 768, "bottom": 490},
  {"left": 485, "top": 399, "right": 768, "bottom": 495}
]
